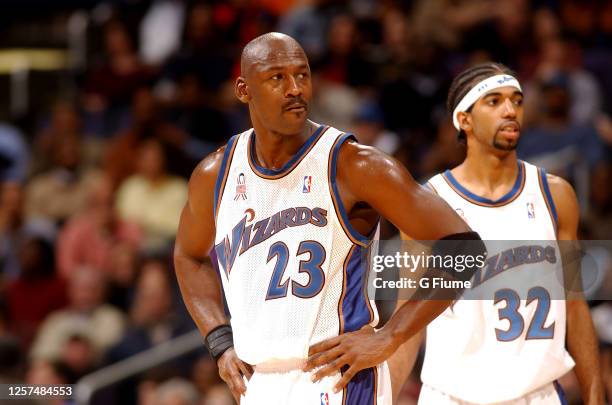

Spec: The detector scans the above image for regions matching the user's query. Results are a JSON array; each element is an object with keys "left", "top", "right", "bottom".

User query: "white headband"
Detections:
[{"left": 452, "top": 74, "right": 522, "bottom": 130}]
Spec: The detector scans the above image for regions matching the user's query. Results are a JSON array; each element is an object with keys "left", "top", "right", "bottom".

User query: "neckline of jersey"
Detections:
[
  {"left": 248, "top": 124, "right": 327, "bottom": 178},
  {"left": 443, "top": 160, "right": 526, "bottom": 207}
]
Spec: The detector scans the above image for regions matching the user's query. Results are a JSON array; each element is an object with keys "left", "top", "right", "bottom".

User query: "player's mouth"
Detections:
[
  {"left": 497, "top": 121, "right": 520, "bottom": 139},
  {"left": 284, "top": 103, "right": 307, "bottom": 113}
]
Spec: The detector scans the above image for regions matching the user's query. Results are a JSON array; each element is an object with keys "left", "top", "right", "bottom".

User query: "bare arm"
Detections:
[
  {"left": 336, "top": 141, "right": 470, "bottom": 240},
  {"left": 174, "top": 149, "right": 226, "bottom": 337},
  {"left": 549, "top": 174, "right": 604, "bottom": 405},
  {"left": 338, "top": 142, "right": 472, "bottom": 344},
  {"left": 173, "top": 147, "right": 252, "bottom": 401}
]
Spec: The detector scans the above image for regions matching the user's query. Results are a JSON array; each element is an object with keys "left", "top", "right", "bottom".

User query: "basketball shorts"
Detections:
[
  {"left": 241, "top": 360, "right": 392, "bottom": 405},
  {"left": 418, "top": 382, "right": 567, "bottom": 405}
]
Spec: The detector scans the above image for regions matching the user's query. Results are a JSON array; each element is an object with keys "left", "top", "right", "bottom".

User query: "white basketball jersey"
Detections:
[
  {"left": 421, "top": 161, "right": 575, "bottom": 404},
  {"left": 213, "top": 125, "right": 378, "bottom": 365}
]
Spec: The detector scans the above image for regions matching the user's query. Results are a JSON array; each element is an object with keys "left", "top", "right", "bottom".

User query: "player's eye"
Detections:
[
  {"left": 271, "top": 74, "right": 282, "bottom": 81},
  {"left": 297, "top": 72, "right": 308, "bottom": 80},
  {"left": 514, "top": 98, "right": 523, "bottom": 106},
  {"left": 487, "top": 98, "right": 498, "bottom": 106}
]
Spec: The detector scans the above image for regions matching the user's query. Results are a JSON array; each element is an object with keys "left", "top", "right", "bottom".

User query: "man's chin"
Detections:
[
  {"left": 493, "top": 135, "right": 519, "bottom": 151},
  {"left": 493, "top": 141, "right": 517, "bottom": 151}
]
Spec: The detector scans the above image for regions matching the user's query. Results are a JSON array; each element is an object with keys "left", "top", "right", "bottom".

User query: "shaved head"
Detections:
[
  {"left": 240, "top": 32, "right": 306, "bottom": 77},
  {"left": 235, "top": 32, "right": 312, "bottom": 137}
]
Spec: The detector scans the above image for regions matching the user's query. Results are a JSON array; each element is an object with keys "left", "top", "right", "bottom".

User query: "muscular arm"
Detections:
[
  {"left": 549, "top": 175, "right": 604, "bottom": 405},
  {"left": 174, "top": 149, "right": 226, "bottom": 336},
  {"left": 337, "top": 141, "right": 472, "bottom": 347},
  {"left": 174, "top": 148, "right": 252, "bottom": 401}
]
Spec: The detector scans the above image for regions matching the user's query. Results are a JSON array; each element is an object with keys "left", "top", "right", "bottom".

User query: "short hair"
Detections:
[{"left": 447, "top": 62, "right": 516, "bottom": 144}]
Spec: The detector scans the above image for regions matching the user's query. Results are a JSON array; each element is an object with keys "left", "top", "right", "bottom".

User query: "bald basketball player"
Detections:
[{"left": 174, "top": 33, "right": 483, "bottom": 405}]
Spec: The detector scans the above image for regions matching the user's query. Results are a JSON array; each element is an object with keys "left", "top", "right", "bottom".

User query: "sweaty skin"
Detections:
[
  {"left": 397, "top": 83, "right": 603, "bottom": 404},
  {"left": 173, "top": 33, "right": 471, "bottom": 402}
]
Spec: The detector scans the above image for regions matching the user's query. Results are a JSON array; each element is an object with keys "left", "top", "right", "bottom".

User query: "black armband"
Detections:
[
  {"left": 205, "top": 324, "right": 234, "bottom": 362},
  {"left": 431, "top": 231, "right": 487, "bottom": 282}
]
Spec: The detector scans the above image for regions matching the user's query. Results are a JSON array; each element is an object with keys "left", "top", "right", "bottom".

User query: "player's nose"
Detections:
[
  {"left": 285, "top": 75, "right": 302, "bottom": 97},
  {"left": 502, "top": 98, "right": 516, "bottom": 118}
]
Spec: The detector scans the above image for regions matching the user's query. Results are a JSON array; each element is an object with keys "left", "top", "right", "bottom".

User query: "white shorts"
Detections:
[
  {"left": 241, "top": 361, "right": 392, "bottom": 405},
  {"left": 418, "top": 382, "right": 567, "bottom": 405}
]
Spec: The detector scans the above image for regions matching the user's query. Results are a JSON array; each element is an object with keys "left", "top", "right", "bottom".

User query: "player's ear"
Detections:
[
  {"left": 458, "top": 111, "right": 472, "bottom": 133},
  {"left": 235, "top": 77, "right": 250, "bottom": 103}
]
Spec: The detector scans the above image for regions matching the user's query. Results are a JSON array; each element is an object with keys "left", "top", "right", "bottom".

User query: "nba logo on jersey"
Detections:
[
  {"left": 303, "top": 175, "right": 312, "bottom": 193},
  {"left": 527, "top": 201, "right": 535, "bottom": 218},
  {"left": 234, "top": 173, "right": 247, "bottom": 200},
  {"left": 320, "top": 393, "right": 330, "bottom": 405}
]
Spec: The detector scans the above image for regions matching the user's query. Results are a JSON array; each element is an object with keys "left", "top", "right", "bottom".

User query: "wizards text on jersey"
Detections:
[{"left": 215, "top": 207, "right": 328, "bottom": 276}]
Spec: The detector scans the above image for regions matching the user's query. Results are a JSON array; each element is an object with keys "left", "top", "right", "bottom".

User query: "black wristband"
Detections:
[
  {"left": 431, "top": 231, "right": 487, "bottom": 282},
  {"left": 205, "top": 324, "right": 234, "bottom": 362}
]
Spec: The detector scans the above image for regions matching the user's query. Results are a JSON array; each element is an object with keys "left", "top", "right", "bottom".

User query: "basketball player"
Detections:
[
  {"left": 409, "top": 63, "right": 603, "bottom": 404},
  {"left": 174, "top": 33, "right": 485, "bottom": 404}
]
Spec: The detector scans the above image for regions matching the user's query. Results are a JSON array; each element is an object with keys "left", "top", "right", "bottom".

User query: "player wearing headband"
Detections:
[{"left": 414, "top": 62, "right": 603, "bottom": 404}]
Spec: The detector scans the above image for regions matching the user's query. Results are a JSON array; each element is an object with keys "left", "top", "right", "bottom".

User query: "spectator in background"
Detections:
[
  {"left": 0, "top": 123, "right": 29, "bottom": 184},
  {"left": 0, "top": 183, "right": 26, "bottom": 282},
  {"left": 161, "top": 72, "right": 230, "bottom": 159},
  {"left": 106, "top": 243, "right": 140, "bottom": 313},
  {"left": 107, "top": 258, "right": 191, "bottom": 363},
  {"left": 6, "top": 236, "right": 67, "bottom": 348},
  {"left": 524, "top": 35, "right": 602, "bottom": 126},
  {"left": 84, "top": 20, "right": 154, "bottom": 136},
  {"left": 314, "top": 13, "right": 372, "bottom": 88},
  {"left": 0, "top": 183, "right": 55, "bottom": 282},
  {"left": 277, "top": 0, "right": 330, "bottom": 61},
  {"left": 32, "top": 101, "right": 89, "bottom": 175},
  {"left": 518, "top": 72, "right": 605, "bottom": 176},
  {"left": 30, "top": 266, "right": 125, "bottom": 362},
  {"left": 59, "top": 333, "right": 97, "bottom": 381},
  {"left": 115, "top": 139, "right": 187, "bottom": 252},
  {"left": 419, "top": 121, "right": 466, "bottom": 179},
  {"left": 350, "top": 101, "right": 399, "bottom": 155},
  {"left": 160, "top": 3, "right": 234, "bottom": 98},
  {"left": 584, "top": 163, "right": 612, "bottom": 240},
  {"left": 56, "top": 175, "right": 142, "bottom": 279},
  {"left": 25, "top": 134, "right": 100, "bottom": 225},
  {"left": 104, "top": 86, "right": 189, "bottom": 186}
]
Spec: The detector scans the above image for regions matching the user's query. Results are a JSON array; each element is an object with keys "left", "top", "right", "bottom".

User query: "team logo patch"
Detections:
[
  {"left": 234, "top": 173, "right": 247, "bottom": 201},
  {"left": 320, "top": 393, "right": 330, "bottom": 405},
  {"left": 527, "top": 201, "right": 535, "bottom": 219},
  {"left": 303, "top": 175, "right": 312, "bottom": 193}
]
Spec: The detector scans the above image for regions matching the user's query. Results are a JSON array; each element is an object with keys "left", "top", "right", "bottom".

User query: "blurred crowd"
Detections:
[{"left": 1, "top": 0, "right": 612, "bottom": 404}]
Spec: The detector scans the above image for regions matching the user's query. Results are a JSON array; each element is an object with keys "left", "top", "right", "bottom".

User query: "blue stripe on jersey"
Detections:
[
  {"left": 538, "top": 168, "right": 559, "bottom": 229},
  {"left": 443, "top": 160, "right": 524, "bottom": 206},
  {"left": 329, "top": 133, "right": 370, "bottom": 246},
  {"left": 345, "top": 367, "right": 376, "bottom": 405},
  {"left": 214, "top": 134, "right": 239, "bottom": 219},
  {"left": 248, "top": 124, "right": 325, "bottom": 176},
  {"left": 342, "top": 244, "right": 374, "bottom": 333},
  {"left": 553, "top": 381, "right": 568, "bottom": 405}
]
